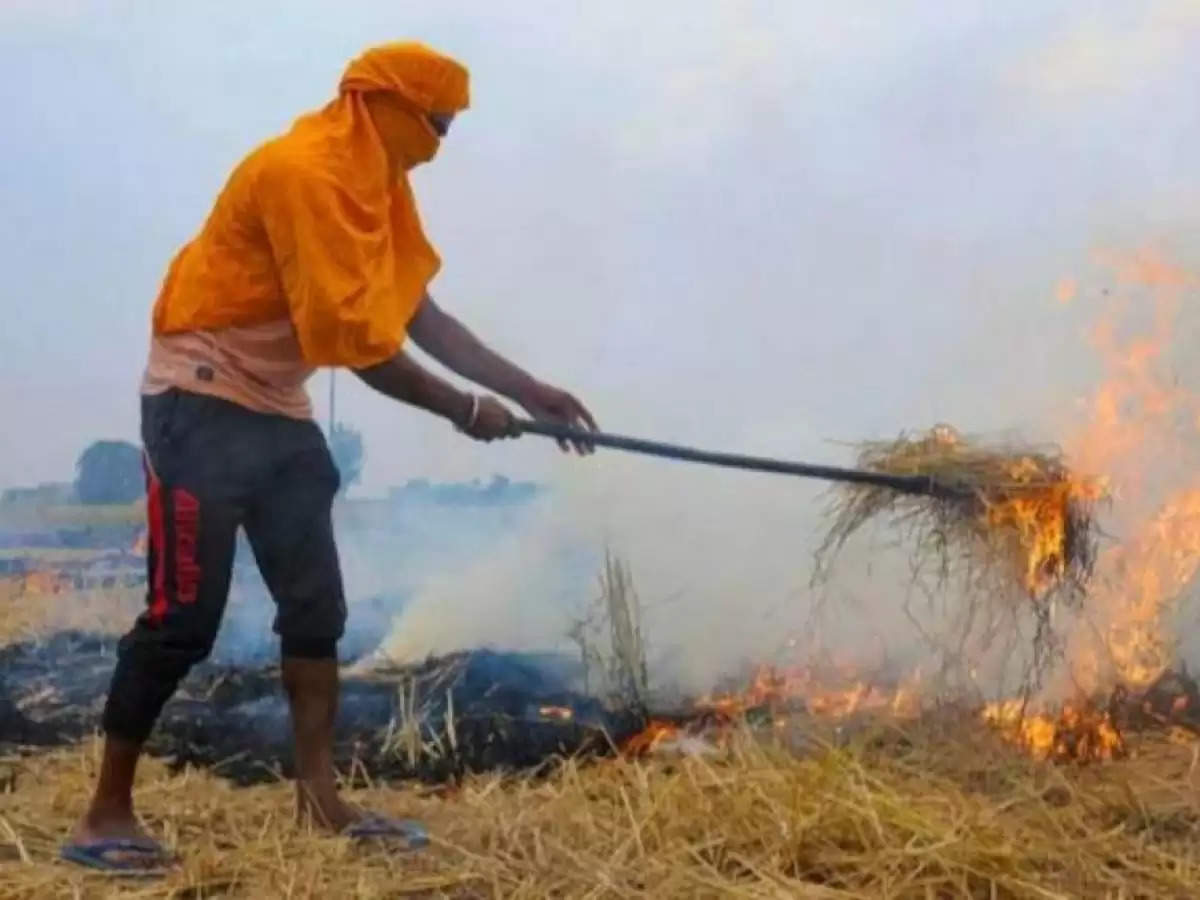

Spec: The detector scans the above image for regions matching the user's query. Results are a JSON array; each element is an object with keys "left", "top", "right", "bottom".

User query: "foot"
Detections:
[
  {"left": 70, "top": 806, "right": 153, "bottom": 848},
  {"left": 64, "top": 807, "right": 172, "bottom": 871},
  {"left": 295, "top": 783, "right": 428, "bottom": 849},
  {"left": 295, "top": 782, "right": 362, "bottom": 833}
]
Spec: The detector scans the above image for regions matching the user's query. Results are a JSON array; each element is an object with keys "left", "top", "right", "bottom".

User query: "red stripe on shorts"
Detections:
[
  {"left": 145, "top": 459, "right": 168, "bottom": 625},
  {"left": 174, "top": 489, "right": 201, "bottom": 605}
]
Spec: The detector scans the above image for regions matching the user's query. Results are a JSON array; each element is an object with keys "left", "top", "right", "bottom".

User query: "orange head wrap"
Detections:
[
  {"left": 151, "top": 42, "right": 472, "bottom": 369},
  {"left": 341, "top": 42, "right": 471, "bottom": 170},
  {"left": 340, "top": 41, "right": 470, "bottom": 113}
]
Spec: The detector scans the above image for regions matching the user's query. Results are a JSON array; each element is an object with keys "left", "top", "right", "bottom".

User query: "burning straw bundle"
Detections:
[{"left": 815, "top": 425, "right": 1103, "bottom": 606}]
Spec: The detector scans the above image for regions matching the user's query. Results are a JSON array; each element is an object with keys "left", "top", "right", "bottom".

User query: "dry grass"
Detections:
[
  {"left": 0, "top": 583, "right": 140, "bottom": 645},
  {"left": 816, "top": 425, "right": 1101, "bottom": 601},
  {"left": 813, "top": 427, "right": 1105, "bottom": 691},
  {"left": 7, "top": 572, "right": 1200, "bottom": 897},
  {"left": 567, "top": 552, "right": 648, "bottom": 712},
  {"left": 3, "top": 724, "right": 1200, "bottom": 899}
]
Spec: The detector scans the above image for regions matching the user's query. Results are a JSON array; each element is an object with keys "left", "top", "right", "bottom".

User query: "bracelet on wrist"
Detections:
[{"left": 457, "top": 393, "right": 480, "bottom": 431}]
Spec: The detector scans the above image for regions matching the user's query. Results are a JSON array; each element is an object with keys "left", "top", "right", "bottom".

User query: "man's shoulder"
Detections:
[
  {"left": 242, "top": 132, "right": 342, "bottom": 200},
  {"left": 240, "top": 135, "right": 306, "bottom": 185}
]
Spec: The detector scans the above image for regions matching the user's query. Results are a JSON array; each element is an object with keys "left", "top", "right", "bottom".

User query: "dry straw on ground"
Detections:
[{"left": 3, "top": 724, "right": 1200, "bottom": 898}]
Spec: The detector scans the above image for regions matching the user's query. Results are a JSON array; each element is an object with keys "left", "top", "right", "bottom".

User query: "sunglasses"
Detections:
[{"left": 427, "top": 112, "right": 454, "bottom": 137}]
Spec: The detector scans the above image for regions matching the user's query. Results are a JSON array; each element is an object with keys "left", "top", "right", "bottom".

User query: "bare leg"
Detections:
[
  {"left": 283, "top": 656, "right": 360, "bottom": 831},
  {"left": 69, "top": 737, "right": 152, "bottom": 845}
]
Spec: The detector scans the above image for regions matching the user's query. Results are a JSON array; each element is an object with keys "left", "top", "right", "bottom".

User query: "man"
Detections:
[{"left": 63, "top": 41, "right": 596, "bottom": 871}]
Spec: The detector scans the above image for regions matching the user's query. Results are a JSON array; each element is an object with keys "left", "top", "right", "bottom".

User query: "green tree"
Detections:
[
  {"left": 75, "top": 440, "right": 143, "bottom": 505},
  {"left": 329, "top": 423, "right": 364, "bottom": 494}
]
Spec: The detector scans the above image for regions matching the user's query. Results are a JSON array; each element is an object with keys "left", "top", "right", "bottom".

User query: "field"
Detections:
[
  {"left": 3, "top": 588, "right": 1200, "bottom": 898},
  {"left": 4, "top": 722, "right": 1200, "bottom": 897}
]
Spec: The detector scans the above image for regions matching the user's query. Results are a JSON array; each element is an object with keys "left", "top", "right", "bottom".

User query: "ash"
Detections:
[{"left": 0, "top": 631, "right": 645, "bottom": 785}]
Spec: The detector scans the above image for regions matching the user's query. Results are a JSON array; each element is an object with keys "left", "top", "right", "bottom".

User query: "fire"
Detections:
[
  {"left": 982, "top": 250, "right": 1200, "bottom": 761},
  {"left": 836, "top": 422, "right": 1105, "bottom": 602},
  {"left": 1053, "top": 250, "right": 1200, "bottom": 696},
  {"left": 981, "top": 467, "right": 1104, "bottom": 598},
  {"left": 622, "top": 720, "right": 681, "bottom": 757},
  {"left": 624, "top": 251, "right": 1200, "bottom": 766},
  {"left": 982, "top": 699, "right": 1125, "bottom": 762},
  {"left": 696, "top": 662, "right": 922, "bottom": 721},
  {"left": 621, "top": 662, "right": 925, "bottom": 757}
]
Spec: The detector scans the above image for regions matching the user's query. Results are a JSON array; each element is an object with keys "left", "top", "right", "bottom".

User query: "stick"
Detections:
[{"left": 514, "top": 419, "right": 971, "bottom": 500}]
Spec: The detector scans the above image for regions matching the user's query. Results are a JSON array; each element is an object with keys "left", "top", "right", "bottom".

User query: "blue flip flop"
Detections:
[
  {"left": 342, "top": 814, "right": 429, "bottom": 850},
  {"left": 60, "top": 837, "right": 174, "bottom": 874}
]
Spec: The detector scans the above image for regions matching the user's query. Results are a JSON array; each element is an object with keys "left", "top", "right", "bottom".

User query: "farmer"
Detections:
[{"left": 63, "top": 41, "right": 596, "bottom": 871}]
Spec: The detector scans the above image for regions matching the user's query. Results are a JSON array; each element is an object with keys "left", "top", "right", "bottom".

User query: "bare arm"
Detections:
[
  {"left": 407, "top": 295, "right": 537, "bottom": 401},
  {"left": 408, "top": 295, "right": 598, "bottom": 451},
  {"left": 353, "top": 351, "right": 474, "bottom": 424},
  {"left": 352, "top": 350, "right": 518, "bottom": 444}
]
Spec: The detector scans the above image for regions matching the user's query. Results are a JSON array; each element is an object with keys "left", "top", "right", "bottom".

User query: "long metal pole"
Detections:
[{"left": 514, "top": 418, "right": 968, "bottom": 500}]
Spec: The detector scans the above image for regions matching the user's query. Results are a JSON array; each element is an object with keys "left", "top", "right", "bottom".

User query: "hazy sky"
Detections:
[{"left": 2, "top": 1, "right": 1199, "bottom": 493}]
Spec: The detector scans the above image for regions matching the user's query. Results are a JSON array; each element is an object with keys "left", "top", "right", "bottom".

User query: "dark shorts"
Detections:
[
  {"left": 138, "top": 387, "right": 346, "bottom": 650},
  {"left": 102, "top": 389, "right": 345, "bottom": 742}
]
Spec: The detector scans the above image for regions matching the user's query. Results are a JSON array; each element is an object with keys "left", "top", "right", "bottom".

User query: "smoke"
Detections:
[
  {"left": 358, "top": 248, "right": 1200, "bottom": 707},
  {"left": 197, "top": 248, "right": 1200, "bottom": 715},
  {"left": 360, "top": 447, "right": 947, "bottom": 697}
]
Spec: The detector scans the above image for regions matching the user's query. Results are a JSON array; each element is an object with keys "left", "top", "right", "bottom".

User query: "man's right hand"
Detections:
[{"left": 457, "top": 394, "right": 519, "bottom": 442}]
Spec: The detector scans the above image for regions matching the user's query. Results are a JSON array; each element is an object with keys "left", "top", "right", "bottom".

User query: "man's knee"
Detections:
[{"left": 100, "top": 630, "right": 215, "bottom": 744}]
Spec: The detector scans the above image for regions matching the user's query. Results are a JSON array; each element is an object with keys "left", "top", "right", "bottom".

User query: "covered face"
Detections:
[{"left": 341, "top": 42, "right": 470, "bottom": 169}]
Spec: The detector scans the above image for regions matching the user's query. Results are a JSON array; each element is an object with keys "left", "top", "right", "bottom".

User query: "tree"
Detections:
[
  {"left": 75, "top": 440, "right": 143, "bottom": 505},
  {"left": 329, "top": 423, "right": 364, "bottom": 494}
]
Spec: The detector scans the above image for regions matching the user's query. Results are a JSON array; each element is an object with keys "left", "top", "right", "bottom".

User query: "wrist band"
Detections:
[{"left": 461, "top": 393, "right": 480, "bottom": 431}]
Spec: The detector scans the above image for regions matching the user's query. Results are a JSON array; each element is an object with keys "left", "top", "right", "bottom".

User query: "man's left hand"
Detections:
[{"left": 518, "top": 382, "right": 598, "bottom": 454}]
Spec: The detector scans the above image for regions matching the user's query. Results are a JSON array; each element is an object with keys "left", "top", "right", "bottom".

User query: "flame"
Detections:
[
  {"left": 982, "top": 250, "right": 1200, "bottom": 761},
  {"left": 623, "top": 251, "right": 1200, "bottom": 765},
  {"left": 982, "top": 698, "right": 1125, "bottom": 762},
  {"left": 694, "top": 662, "right": 921, "bottom": 721},
  {"left": 621, "top": 720, "right": 681, "bottom": 757},
  {"left": 855, "top": 423, "right": 1104, "bottom": 599},
  {"left": 538, "top": 705, "right": 574, "bottom": 722},
  {"left": 981, "top": 464, "right": 1103, "bottom": 597},
  {"left": 1054, "top": 250, "right": 1200, "bottom": 695}
]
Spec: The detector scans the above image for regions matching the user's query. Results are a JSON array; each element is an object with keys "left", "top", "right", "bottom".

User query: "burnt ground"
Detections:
[{"left": 0, "top": 631, "right": 647, "bottom": 785}]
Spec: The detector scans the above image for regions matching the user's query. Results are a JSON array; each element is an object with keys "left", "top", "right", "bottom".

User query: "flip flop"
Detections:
[
  {"left": 59, "top": 837, "right": 175, "bottom": 874},
  {"left": 342, "top": 814, "right": 429, "bottom": 850}
]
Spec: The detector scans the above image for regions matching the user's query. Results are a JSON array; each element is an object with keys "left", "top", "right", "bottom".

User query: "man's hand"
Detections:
[
  {"left": 458, "top": 394, "right": 519, "bottom": 442},
  {"left": 517, "top": 382, "right": 598, "bottom": 454},
  {"left": 408, "top": 296, "right": 598, "bottom": 453}
]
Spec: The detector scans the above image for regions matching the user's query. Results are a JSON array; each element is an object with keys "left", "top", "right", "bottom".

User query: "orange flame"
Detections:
[
  {"left": 982, "top": 251, "right": 1200, "bottom": 760},
  {"left": 982, "top": 698, "right": 1125, "bottom": 762},
  {"left": 626, "top": 251, "right": 1200, "bottom": 764},
  {"left": 621, "top": 720, "right": 681, "bottom": 757},
  {"left": 1055, "top": 250, "right": 1200, "bottom": 696},
  {"left": 981, "top": 463, "right": 1103, "bottom": 597}
]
